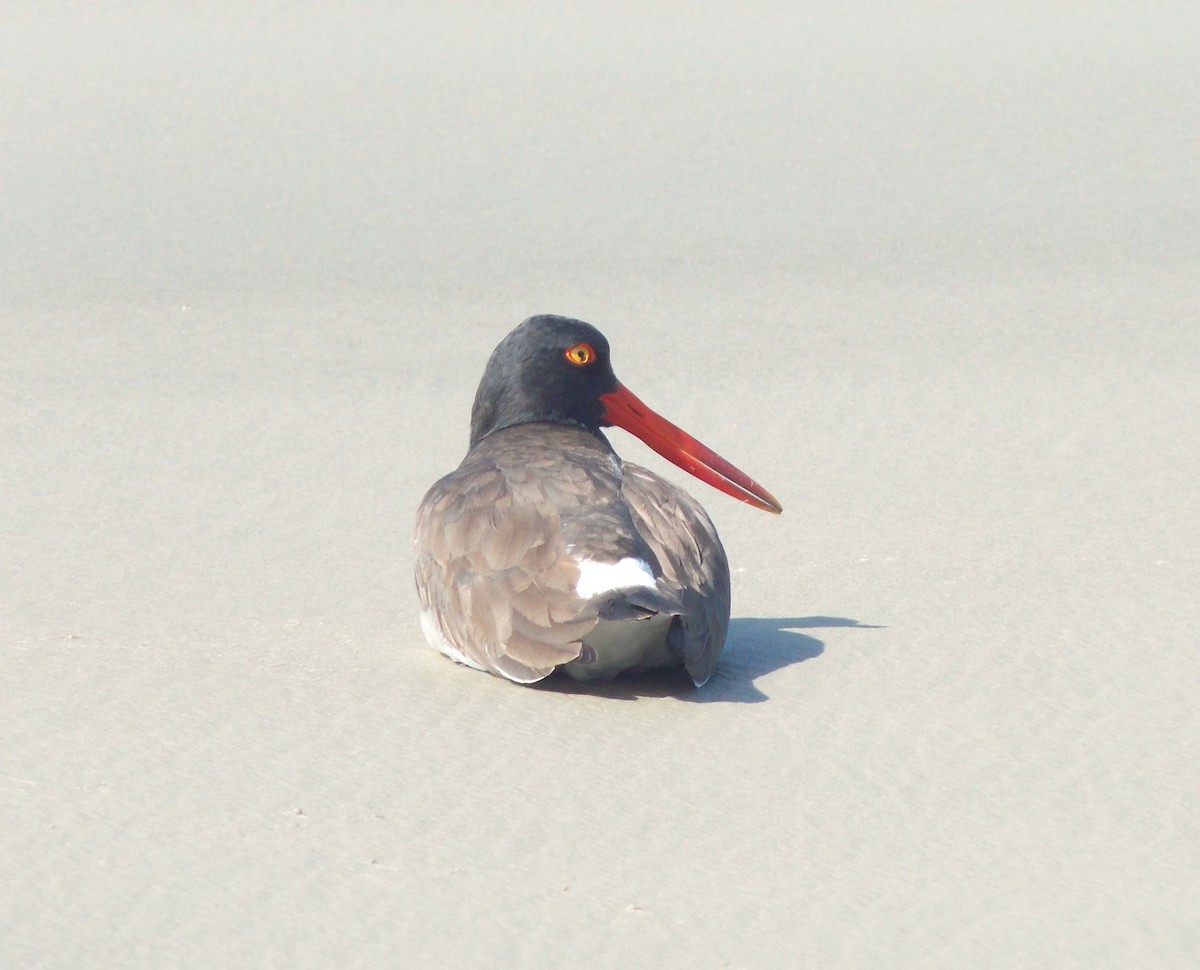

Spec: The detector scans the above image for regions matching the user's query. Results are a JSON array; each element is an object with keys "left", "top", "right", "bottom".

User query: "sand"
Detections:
[{"left": 3, "top": 5, "right": 1198, "bottom": 967}]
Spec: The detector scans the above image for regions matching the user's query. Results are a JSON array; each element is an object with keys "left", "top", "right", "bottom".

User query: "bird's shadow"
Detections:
[{"left": 535, "top": 615, "right": 882, "bottom": 704}]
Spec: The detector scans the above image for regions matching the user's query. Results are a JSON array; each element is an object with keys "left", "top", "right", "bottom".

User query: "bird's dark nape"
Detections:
[{"left": 469, "top": 315, "right": 618, "bottom": 446}]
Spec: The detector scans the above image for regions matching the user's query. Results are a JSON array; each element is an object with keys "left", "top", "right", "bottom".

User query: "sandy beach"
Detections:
[{"left": 3, "top": 5, "right": 1198, "bottom": 967}]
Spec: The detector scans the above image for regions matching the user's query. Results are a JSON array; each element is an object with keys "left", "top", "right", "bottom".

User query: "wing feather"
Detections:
[
  {"left": 415, "top": 425, "right": 647, "bottom": 682},
  {"left": 620, "top": 463, "right": 731, "bottom": 686}
]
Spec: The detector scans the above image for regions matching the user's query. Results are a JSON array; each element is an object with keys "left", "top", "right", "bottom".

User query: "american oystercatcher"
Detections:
[{"left": 415, "top": 315, "right": 781, "bottom": 686}]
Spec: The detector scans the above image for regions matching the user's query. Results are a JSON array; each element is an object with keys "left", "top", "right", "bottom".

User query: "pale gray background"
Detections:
[{"left": 3, "top": 4, "right": 1198, "bottom": 968}]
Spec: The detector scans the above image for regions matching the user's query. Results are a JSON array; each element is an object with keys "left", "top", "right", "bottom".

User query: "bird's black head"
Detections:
[{"left": 469, "top": 315, "right": 620, "bottom": 446}]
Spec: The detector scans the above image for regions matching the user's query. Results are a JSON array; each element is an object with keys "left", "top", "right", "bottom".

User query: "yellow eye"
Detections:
[{"left": 564, "top": 342, "right": 596, "bottom": 366}]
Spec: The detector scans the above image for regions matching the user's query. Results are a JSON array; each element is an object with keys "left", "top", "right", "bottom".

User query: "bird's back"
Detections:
[{"left": 414, "top": 424, "right": 729, "bottom": 685}]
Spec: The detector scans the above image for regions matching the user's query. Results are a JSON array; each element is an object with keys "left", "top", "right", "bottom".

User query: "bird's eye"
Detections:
[{"left": 564, "top": 342, "right": 596, "bottom": 367}]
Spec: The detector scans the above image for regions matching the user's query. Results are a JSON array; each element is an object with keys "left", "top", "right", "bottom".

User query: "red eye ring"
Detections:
[{"left": 564, "top": 342, "right": 596, "bottom": 367}]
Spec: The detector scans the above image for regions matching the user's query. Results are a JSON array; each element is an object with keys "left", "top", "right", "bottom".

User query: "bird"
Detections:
[{"left": 414, "top": 314, "right": 781, "bottom": 686}]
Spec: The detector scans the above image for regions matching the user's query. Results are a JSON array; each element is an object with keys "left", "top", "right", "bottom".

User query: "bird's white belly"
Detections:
[
  {"left": 563, "top": 613, "right": 676, "bottom": 681},
  {"left": 420, "top": 607, "right": 487, "bottom": 672}
]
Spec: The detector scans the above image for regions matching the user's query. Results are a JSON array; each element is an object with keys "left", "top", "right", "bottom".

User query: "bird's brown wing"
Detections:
[
  {"left": 619, "top": 463, "right": 732, "bottom": 686},
  {"left": 414, "top": 425, "right": 655, "bottom": 683}
]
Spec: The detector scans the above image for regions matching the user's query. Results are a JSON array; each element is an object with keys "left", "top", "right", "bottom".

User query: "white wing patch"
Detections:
[{"left": 574, "top": 556, "right": 657, "bottom": 599}]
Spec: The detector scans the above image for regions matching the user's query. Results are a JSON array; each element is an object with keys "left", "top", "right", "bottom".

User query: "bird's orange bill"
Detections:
[{"left": 600, "top": 383, "right": 783, "bottom": 514}]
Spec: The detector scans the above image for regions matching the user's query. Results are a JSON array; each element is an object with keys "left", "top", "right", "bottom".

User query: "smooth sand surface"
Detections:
[{"left": 4, "top": 5, "right": 1198, "bottom": 967}]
